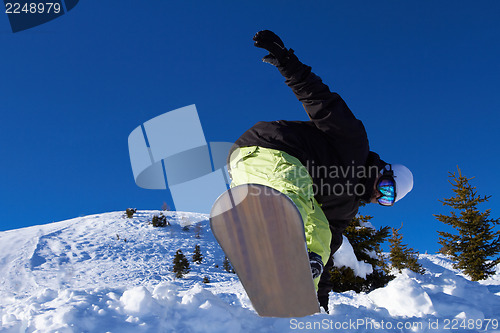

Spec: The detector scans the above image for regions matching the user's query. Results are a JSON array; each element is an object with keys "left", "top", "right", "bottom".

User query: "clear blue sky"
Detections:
[{"left": 1, "top": 0, "right": 499, "bottom": 253}]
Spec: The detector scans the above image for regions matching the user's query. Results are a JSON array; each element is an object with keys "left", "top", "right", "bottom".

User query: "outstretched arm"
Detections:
[{"left": 253, "top": 30, "right": 369, "bottom": 165}]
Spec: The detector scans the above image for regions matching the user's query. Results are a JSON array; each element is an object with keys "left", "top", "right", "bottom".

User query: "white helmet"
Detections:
[{"left": 391, "top": 164, "right": 414, "bottom": 202}]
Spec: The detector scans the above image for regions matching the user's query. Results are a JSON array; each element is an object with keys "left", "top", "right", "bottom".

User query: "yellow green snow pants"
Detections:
[{"left": 228, "top": 146, "right": 331, "bottom": 290}]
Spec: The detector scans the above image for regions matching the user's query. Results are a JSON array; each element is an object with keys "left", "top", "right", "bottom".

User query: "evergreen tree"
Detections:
[
  {"left": 223, "top": 256, "right": 234, "bottom": 273},
  {"left": 125, "top": 208, "right": 136, "bottom": 218},
  {"left": 389, "top": 224, "right": 425, "bottom": 274},
  {"left": 329, "top": 204, "right": 394, "bottom": 293},
  {"left": 202, "top": 276, "right": 210, "bottom": 284},
  {"left": 192, "top": 245, "right": 203, "bottom": 264},
  {"left": 172, "top": 249, "right": 190, "bottom": 278},
  {"left": 435, "top": 167, "right": 500, "bottom": 281},
  {"left": 152, "top": 214, "right": 168, "bottom": 227}
]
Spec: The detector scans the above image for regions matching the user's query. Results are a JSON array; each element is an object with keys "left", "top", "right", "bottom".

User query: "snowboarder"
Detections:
[{"left": 227, "top": 30, "right": 413, "bottom": 312}]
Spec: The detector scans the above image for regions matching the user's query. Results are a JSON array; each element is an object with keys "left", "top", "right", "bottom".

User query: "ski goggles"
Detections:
[{"left": 376, "top": 165, "right": 396, "bottom": 206}]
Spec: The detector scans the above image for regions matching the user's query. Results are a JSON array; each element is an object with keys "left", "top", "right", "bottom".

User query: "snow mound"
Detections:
[
  {"left": 0, "top": 282, "right": 260, "bottom": 333},
  {"left": 333, "top": 235, "right": 373, "bottom": 278},
  {"left": 121, "top": 286, "right": 155, "bottom": 315},
  {"left": 369, "top": 271, "right": 434, "bottom": 317}
]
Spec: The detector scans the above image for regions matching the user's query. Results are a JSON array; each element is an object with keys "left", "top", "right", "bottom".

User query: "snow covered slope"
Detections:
[{"left": 1, "top": 211, "right": 500, "bottom": 332}]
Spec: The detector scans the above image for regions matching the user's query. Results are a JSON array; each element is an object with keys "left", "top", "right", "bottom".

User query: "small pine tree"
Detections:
[
  {"left": 223, "top": 256, "right": 233, "bottom": 273},
  {"left": 202, "top": 276, "right": 210, "bottom": 284},
  {"left": 125, "top": 208, "right": 137, "bottom": 218},
  {"left": 329, "top": 204, "right": 394, "bottom": 293},
  {"left": 435, "top": 167, "right": 500, "bottom": 281},
  {"left": 151, "top": 215, "right": 160, "bottom": 227},
  {"left": 192, "top": 245, "right": 203, "bottom": 264},
  {"left": 389, "top": 224, "right": 425, "bottom": 274},
  {"left": 152, "top": 214, "right": 168, "bottom": 227},
  {"left": 172, "top": 249, "right": 190, "bottom": 278}
]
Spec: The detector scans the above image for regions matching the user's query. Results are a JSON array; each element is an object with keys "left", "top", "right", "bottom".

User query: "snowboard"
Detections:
[{"left": 210, "top": 184, "right": 319, "bottom": 317}]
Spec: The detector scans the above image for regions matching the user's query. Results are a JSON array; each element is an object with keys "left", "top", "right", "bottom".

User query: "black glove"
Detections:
[{"left": 253, "top": 30, "right": 293, "bottom": 66}]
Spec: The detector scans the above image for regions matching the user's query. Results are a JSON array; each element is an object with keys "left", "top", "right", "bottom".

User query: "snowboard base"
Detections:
[{"left": 210, "top": 184, "right": 319, "bottom": 317}]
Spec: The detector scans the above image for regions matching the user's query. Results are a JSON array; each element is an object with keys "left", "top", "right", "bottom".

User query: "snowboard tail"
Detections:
[{"left": 210, "top": 184, "right": 319, "bottom": 317}]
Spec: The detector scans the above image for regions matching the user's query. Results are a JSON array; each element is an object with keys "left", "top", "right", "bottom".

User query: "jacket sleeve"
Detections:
[{"left": 278, "top": 53, "right": 369, "bottom": 166}]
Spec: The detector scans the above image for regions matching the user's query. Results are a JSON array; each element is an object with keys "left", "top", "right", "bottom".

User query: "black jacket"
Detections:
[{"left": 229, "top": 52, "right": 386, "bottom": 309}]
